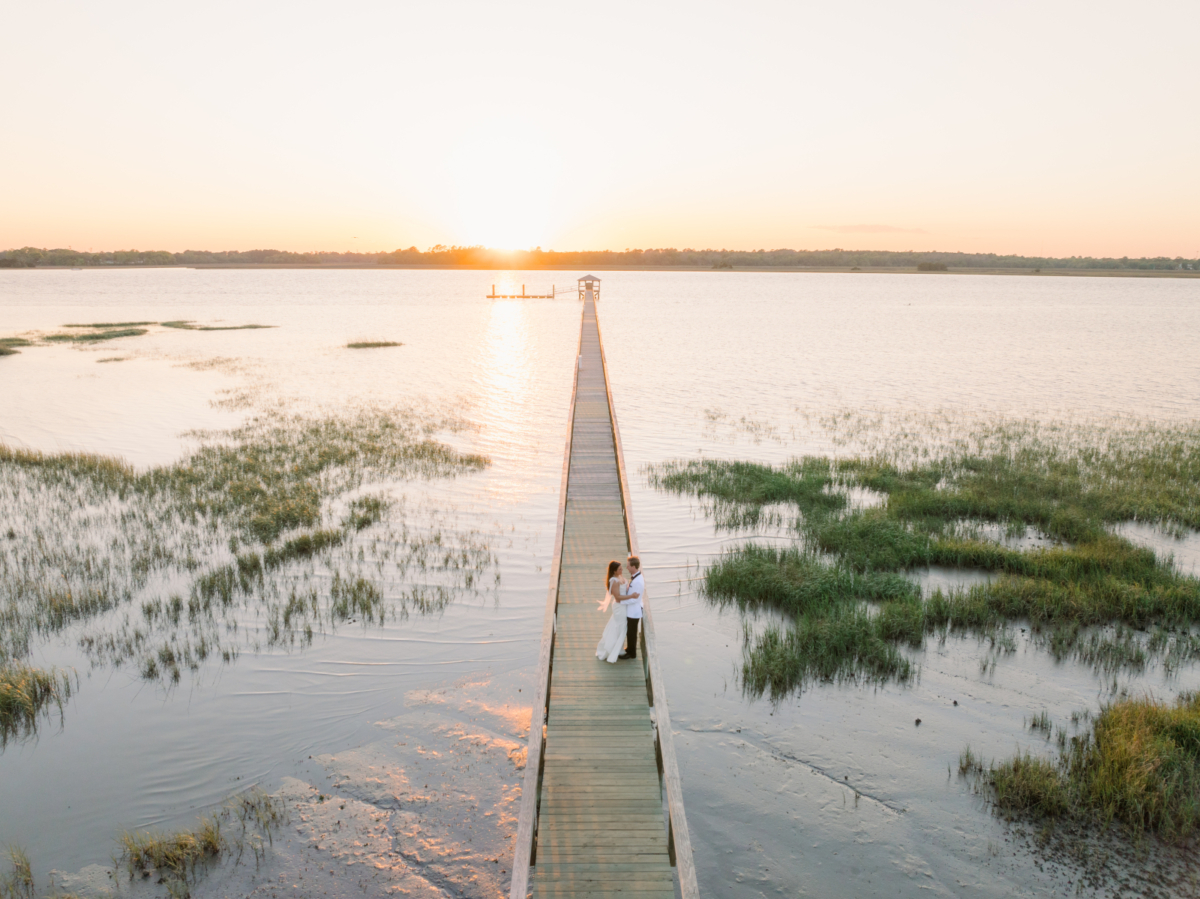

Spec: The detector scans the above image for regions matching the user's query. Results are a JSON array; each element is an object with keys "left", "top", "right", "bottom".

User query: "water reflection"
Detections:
[
  {"left": 475, "top": 299, "right": 534, "bottom": 466},
  {"left": 3, "top": 269, "right": 1200, "bottom": 897}
]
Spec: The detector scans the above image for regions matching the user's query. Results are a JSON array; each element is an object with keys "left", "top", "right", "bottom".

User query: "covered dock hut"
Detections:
[{"left": 577, "top": 274, "right": 601, "bottom": 301}]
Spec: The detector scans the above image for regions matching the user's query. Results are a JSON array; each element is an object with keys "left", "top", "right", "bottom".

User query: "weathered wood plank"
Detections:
[{"left": 511, "top": 297, "right": 693, "bottom": 899}]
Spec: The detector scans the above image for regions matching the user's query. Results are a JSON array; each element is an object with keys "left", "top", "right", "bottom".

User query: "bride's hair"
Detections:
[{"left": 606, "top": 560, "right": 621, "bottom": 589}]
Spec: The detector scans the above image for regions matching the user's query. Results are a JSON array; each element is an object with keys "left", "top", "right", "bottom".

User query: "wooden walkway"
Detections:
[{"left": 510, "top": 297, "right": 698, "bottom": 899}]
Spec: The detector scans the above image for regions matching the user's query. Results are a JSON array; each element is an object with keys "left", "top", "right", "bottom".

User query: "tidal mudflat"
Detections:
[{"left": 2, "top": 268, "right": 1200, "bottom": 897}]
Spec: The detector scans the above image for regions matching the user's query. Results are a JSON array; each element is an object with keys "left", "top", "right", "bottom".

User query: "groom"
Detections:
[{"left": 619, "top": 556, "right": 644, "bottom": 660}]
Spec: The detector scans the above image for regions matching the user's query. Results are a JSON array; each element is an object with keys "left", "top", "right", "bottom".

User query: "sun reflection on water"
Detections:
[{"left": 474, "top": 299, "right": 534, "bottom": 474}]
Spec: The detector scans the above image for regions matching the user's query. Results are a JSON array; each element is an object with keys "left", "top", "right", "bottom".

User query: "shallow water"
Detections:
[{"left": 2, "top": 268, "right": 1200, "bottom": 897}]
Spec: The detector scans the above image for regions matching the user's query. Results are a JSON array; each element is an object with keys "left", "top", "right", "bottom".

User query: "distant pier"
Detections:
[{"left": 488, "top": 284, "right": 557, "bottom": 298}]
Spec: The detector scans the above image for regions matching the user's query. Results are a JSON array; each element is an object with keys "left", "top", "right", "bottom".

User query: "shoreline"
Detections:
[{"left": 7, "top": 263, "right": 1200, "bottom": 278}]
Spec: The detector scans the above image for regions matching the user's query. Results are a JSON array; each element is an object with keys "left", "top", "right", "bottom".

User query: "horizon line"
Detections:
[{"left": 4, "top": 245, "right": 1199, "bottom": 263}]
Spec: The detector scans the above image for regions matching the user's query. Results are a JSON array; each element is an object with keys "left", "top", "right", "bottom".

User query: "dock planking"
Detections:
[{"left": 510, "top": 296, "right": 698, "bottom": 899}]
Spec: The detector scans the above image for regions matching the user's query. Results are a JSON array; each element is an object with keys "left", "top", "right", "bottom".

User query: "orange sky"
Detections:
[{"left": 3, "top": 1, "right": 1198, "bottom": 258}]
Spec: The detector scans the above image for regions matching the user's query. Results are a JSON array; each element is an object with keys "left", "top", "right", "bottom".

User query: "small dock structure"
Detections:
[
  {"left": 577, "top": 274, "right": 601, "bottom": 301},
  {"left": 489, "top": 284, "right": 558, "bottom": 298},
  {"left": 510, "top": 295, "right": 698, "bottom": 899}
]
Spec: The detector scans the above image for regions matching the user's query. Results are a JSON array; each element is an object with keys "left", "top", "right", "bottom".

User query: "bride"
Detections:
[{"left": 596, "top": 560, "right": 639, "bottom": 663}]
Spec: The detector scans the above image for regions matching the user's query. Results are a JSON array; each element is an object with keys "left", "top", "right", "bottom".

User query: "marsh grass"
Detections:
[
  {"left": 165, "top": 414, "right": 486, "bottom": 542},
  {"left": 1, "top": 847, "right": 34, "bottom": 899},
  {"left": 958, "top": 745, "right": 986, "bottom": 777},
  {"left": 347, "top": 341, "right": 403, "bottom": 349},
  {"left": 119, "top": 820, "right": 222, "bottom": 894},
  {"left": 745, "top": 610, "right": 915, "bottom": 693},
  {"left": 63, "top": 321, "right": 155, "bottom": 328},
  {"left": 44, "top": 329, "right": 148, "bottom": 343},
  {"left": 1028, "top": 709, "right": 1053, "bottom": 736},
  {"left": 969, "top": 694, "right": 1200, "bottom": 842},
  {"left": 649, "top": 425, "right": 1200, "bottom": 697},
  {"left": 0, "top": 665, "right": 75, "bottom": 748},
  {"left": 0, "top": 408, "right": 496, "bottom": 698},
  {"left": 119, "top": 788, "right": 284, "bottom": 897},
  {"left": 0, "top": 338, "right": 30, "bottom": 356},
  {"left": 161, "top": 320, "right": 274, "bottom": 331}
]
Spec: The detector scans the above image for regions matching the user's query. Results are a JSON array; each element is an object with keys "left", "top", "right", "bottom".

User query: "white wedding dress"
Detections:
[{"left": 595, "top": 576, "right": 629, "bottom": 663}]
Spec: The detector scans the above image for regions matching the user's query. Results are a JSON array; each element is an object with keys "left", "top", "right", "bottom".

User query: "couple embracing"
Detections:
[{"left": 596, "top": 556, "right": 644, "bottom": 663}]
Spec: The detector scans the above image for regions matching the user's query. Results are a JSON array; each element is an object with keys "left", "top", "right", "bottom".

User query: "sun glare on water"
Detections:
[{"left": 449, "top": 135, "right": 561, "bottom": 250}]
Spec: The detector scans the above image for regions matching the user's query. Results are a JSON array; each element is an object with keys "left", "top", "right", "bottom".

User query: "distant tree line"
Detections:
[
  {"left": 2, "top": 244, "right": 1197, "bottom": 271},
  {"left": 0, "top": 247, "right": 382, "bottom": 268}
]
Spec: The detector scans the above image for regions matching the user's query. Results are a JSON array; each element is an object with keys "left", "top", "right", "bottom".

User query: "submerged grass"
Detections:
[
  {"left": 63, "top": 321, "right": 155, "bottom": 328},
  {"left": 649, "top": 424, "right": 1200, "bottom": 698},
  {"left": 0, "top": 347, "right": 17, "bottom": 357},
  {"left": 119, "top": 787, "right": 285, "bottom": 896},
  {"left": 161, "top": 320, "right": 274, "bottom": 331},
  {"left": 44, "top": 328, "right": 147, "bottom": 343},
  {"left": 0, "top": 664, "right": 75, "bottom": 748},
  {"left": 2, "top": 788, "right": 282, "bottom": 898},
  {"left": 969, "top": 694, "right": 1200, "bottom": 842},
  {"left": 1, "top": 847, "right": 34, "bottom": 899},
  {"left": 347, "top": 341, "right": 403, "bottom": 349},
  {"left": 0, "top": 407, "right": 496, "bottom": 705},
  {"left": 119, "top": 820, "right": 222, "bottom": 893}
]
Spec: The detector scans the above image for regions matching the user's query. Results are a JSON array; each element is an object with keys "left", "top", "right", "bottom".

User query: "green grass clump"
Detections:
[
  {"left": 118, "top": 787, "right": 285, "bottom": 895},
  {"left": 1, "top": 846, "right": 34, "bottom": 899},
  {"left": 346, "top": 340, "right": 402, "bottom": 349},
  {"left": 44, "top": 328, "right": 147, "bottom": 343},
  {"left": 650, "top": 426, "right": 1200, "bottom": 697},
  {"left": 744, "top": 609, "right": 916, "bottom": 694},
  {"left": 649, "top": 457, "right": 845, "bottom": 528},
  {"left": 706, "top": 544, "right": 917, "bottom": 616},
  {"left": 972, "top": 694, "right": 1200, "bottom": 842},
  {"left": 262, "top": 529, "right": 343, "bottom": 567},
  {"left": 161, "top": 320, "right": 274, "bottom": 331},
  {"left": 64, "top": 321, "right": 155, "bottom": 328},
  {"left": 989, "top": 751, "right": 1072, "bottom": 818},
  {"left": 153, "top": 414, "right": 485, "bottom": 543},
  {"left": 120, "top": 819, "right": 223, "bottom": 891},
  {"left": 330, "top": 574, "right": 385, "bottom": 622},
  {"left": 0, "top": 338, "right": 31, "bottom": 355},
  {"left": 344, "top": 495, "right": 388, "bottom": 531},
  {"left": 0, "top": 664, "right": 75, "bottom": 747}
]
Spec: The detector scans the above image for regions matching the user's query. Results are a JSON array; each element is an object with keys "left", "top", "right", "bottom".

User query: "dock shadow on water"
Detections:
[
  {"left": 648, "top": 418, "right": 1200, "bottom": 892},
  {"left": 0, "top": 405, "right": 497, "bottom": 744}
]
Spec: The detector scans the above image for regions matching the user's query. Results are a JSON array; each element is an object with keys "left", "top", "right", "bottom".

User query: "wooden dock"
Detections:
[
  {"left": 510, "top": 297, "right": 698, "bottom": 899},
  {"left": 488, "top": 284, "right": 557, "bottom": 298}
]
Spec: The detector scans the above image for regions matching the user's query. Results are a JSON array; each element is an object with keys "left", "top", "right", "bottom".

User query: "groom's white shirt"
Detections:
[{"left": 624, "top": 571, "right": 644, "bottom": 619}]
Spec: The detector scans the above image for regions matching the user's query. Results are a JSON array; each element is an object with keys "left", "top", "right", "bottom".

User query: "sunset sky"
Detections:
[{"left": 4, "top": 1, "right": 1198, "bottom": 257}]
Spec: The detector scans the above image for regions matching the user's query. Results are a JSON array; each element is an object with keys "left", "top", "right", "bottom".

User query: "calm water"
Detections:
[{"left": 2, "top": 269, "right": 1199, "bottom": 897}]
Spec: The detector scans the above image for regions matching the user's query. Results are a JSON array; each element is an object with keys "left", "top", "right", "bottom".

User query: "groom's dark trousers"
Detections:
[{"left": 625, "top": 616, "right": 640, "bottom": 659}]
